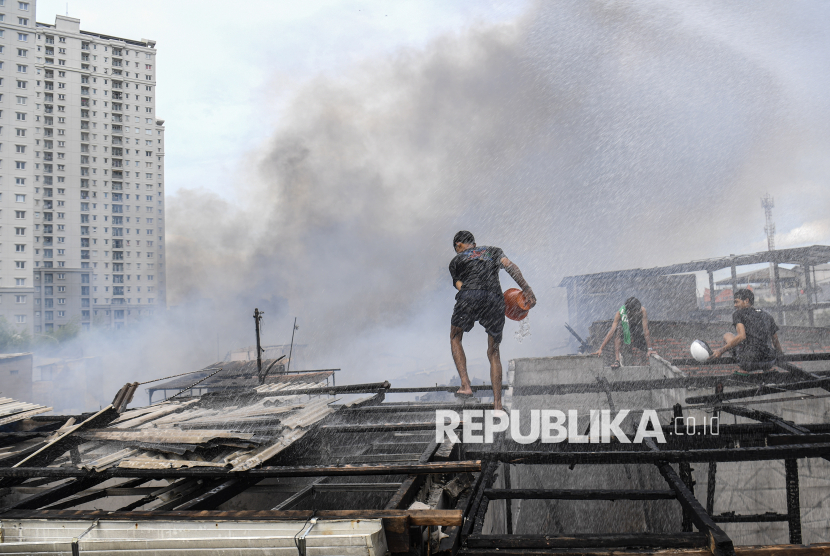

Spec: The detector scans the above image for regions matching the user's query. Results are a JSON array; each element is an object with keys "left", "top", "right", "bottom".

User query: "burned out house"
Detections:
[{"left": 2, "top": 344, "right": 830, "bottom": 555}]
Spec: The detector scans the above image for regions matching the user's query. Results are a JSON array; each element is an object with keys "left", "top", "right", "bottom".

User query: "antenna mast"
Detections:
[{"left": 761, "top": 194, "right": 776, "bottom": 295}]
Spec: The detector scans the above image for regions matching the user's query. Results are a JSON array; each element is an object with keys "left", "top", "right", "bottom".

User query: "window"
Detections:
[
  {"left": 15, "top": 295, "right": 26, "bottom": 303},
  {"left": 15, "top": 178, "right": 24, "bottom": 185},
  {"left": 15, "top": 194, "right": 25, "bottom": 202},
  {"left": 16, "top": 128, "right": 25, "bottom": 136},
  {"left": 15, "top": 96, "right": 25, "bottom": 104},
  {"left": 16, "top": 80, "right": 26, "bottom": 88},
  {"left": 16, "top": 64, "right": 26, "bottom": 73},
  {"left": 15, "top": 210, "right": 25, "bottom": 218},
  {"left": 15, "top": 145, "right": 25, "bottom": 153},
  {"left": 15, "top": 315, "right": 25, "bottom": 324},
  {"left": 16, "top": 48, "right": 26, "bottom": 57},
  {"left": 57, "top": 298, "right": 65, "bottom": 304},
  {"left": 15, "top": 161, "right": 25, "bottom": 169},
  {"left": 145, "top": 64, "right": 152, "bottom": 70},
  {"left": 15, "top": 244, "right": 25, "bottom": 252},
  {"left": 15, "top": 227, "right": 25, "bottom": 235},
  {"left": 58, "top": 311, "right": 65, "bottom": 317},
  {"left": 15, "top": 261, "right": 25, "bottom": 269},
  {"left": 17, "top": 17, "right": 27, "bottom": 25},
  {"left": 15, "top": 112, "right": 25, "bottom": 121},
  {"left": 17, "top": 33, "right": 27, "bottom": 41},
  {"left": 18, "top": 2, "right": 29, "bottom": 10},
  {"left": 15, "top": 278, "right": 26, "bottom": 286}
]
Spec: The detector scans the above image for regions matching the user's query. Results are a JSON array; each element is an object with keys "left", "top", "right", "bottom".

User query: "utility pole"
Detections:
[
  {"left": 287, "top": 318, "right": 298, "bottom": 374},
  {"left": 253, "top": 308, "right": 263, "bottom": 381}
]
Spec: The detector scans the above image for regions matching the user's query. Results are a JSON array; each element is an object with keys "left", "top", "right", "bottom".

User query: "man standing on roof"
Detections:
[
  {"left": 449, "top": 231, "right": 536, "bottom": 411},
  {"left": 709, "top": 288, "right": 783, "bottom": 371}
]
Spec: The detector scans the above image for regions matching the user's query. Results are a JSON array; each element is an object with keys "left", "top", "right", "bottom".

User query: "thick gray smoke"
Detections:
[{"left": 63, "top": 1, "right": 830, "bottom": 405}]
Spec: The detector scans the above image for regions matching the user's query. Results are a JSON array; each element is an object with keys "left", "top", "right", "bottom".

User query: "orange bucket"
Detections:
[{"left": 504, "top": 288, "right": 530, "bottom": 321}]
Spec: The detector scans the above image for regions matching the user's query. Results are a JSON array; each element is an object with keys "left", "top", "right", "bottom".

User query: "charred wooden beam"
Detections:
[
  {"left": 484, "top": 488, "right": 676, "bottom": 500},
  {"left": 176, "top": 478, "right": 260, "bottom": 511},
  {"left": 785, "top": 459, "right": 802, "bottom": 545},
  {"left": 686, "top": 378, "right": 830, "bottom": 405},
  {"left": 343, "top": 403, "right": 493, "bottom": 413},
  {"left": 0, "top": 460, "right": 482, "bottom": 479},
  {"left": 673, "top": 353, "right": 830, "bottom": 365},
  {"left": 385, "top": 475, "right": 425, "bottom": 510},
  {"left": 465, "top": 533, "right": 708, "bottom": 549},
  {"left": 0, "top": 476, "right": 106, "bottom": 512},
  {"left": 320, "top": 422, "right": 453, "bottom": 433},
  {"left": 713, "top": 513, "right": 789, "bottom": 523},
  {"left": 656, "top": 461, "right": 734, "bottom": 556},
  {"left": 466, "top": 443, "right": 830, "bottom": 465},
  {"left": 1, "top": 508, "right": 463, "bottom": 526},
  {"left": 461, "top": 461, "right": 499, "bottom": 540}
]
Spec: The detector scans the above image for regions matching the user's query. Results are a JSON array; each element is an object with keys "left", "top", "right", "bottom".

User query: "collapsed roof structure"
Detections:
[{"left": 2, "top": 349, "right": 830, "bottom": 555}]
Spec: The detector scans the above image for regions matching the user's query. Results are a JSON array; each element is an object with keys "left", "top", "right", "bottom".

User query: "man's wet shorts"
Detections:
[{"left": 451, "top": 289, "right": 505, "bottom": 344}]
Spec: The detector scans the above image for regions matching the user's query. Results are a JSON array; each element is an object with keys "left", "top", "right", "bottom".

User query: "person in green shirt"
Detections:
[{"left": 592, "top": 297, "right": 654, "bottom": 369}]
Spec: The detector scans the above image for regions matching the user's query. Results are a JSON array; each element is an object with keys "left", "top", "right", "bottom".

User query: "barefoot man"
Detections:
[{"left": 449, "top": 231, "right": 536, "bottom": 410}]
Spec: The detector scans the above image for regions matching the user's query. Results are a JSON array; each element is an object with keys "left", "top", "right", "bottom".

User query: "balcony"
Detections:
[
  {"left": 112, "top": 148, "right": 123, "bottom": 156},
  {"left": 81, "top": 226, "right": 89, "bottom": 236},
  {"left": 81, "top": 251, "right": 90, "bottom": 260},
  {"left": 112, "top": 60, "right": 122, "bottom": 67},
  {"left": 43, "top": 238, "right": 53, "bottom": 246},
  {"left": 113, "top": 286, "right": 124, "bottom": 295},
  {"left": 43, "top": 201, "right": 53, "bottom": 209},
  {"left": 81, "top": 87, "right": 90, "bottom": 95},
  {"left": 112, "top": 92, "right": 122, "bottom": 100},
  {"left": 112, "top": 82, "right": 122, "bottom": 89},
  {"left": 43, "top": 153, "right": 53, "bottom": 161},
  {"left": 112, "top": 251, "right": 124, "bottom": 261},
  {"left": 44, "top": 82, "right": 54, "bottom": 90},
  {"left": 44, "top": 129, "right": 53, "bottom": 137},
  {"left": 112, "top": 103, "right": 122, "bottom": 112},
  {"left": 112, "top": 228, "right": 123, "bottom": 236},
  {"left": 111, "top": 115, "right": 122, "bottom": 123},
  {"left": 44, "top": 106, "right": 53, "bottom": 114},
  {"left": 81, "top": 99, "right": 90, "bottom": 107},
  {"left": 111, "top": 125, "right": 122, "bottom": 134},
  {"left": 112, "top": 138, "right": 122, "bottom": 145},
  {"left": 43, "top": 213, "right": 53, "bottom": 222},
  {"left": 112, "top": 205, "right": 123, "bottom": 214},
  {"left": 112, "top": 160, "right": 123, "bottom": 168},
  {"left": 80, "top": 122, "right": 90, "bottom": 130},
  {"left": 43, "top": 164, "right": 53, "bottom": 173},
  {"left": 112, "top": 240, "right": 123, "bottom": 249},
  {"left": 44, "top": 94, "right": 54, "bottom": 102},
  {"left": 113, "top": 275, "right": 124, "bottom": 283}
]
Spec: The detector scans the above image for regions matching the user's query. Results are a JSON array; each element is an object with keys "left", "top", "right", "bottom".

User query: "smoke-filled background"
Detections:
[{"left": 36, "top": 0, "right": 830, "bottom": 405}]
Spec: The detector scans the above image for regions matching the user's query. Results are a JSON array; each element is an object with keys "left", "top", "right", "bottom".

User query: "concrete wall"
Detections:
[
  {"left": 499, "top": 354, "right": 830, "bottom": 545},
  {"left": 0, "top": 353, "right": 33, "bottom": 401}
]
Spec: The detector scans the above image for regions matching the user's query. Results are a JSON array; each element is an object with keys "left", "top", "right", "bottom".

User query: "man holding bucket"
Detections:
[{"left": 449, "top": 231, "right": 536, "bottom": 410}]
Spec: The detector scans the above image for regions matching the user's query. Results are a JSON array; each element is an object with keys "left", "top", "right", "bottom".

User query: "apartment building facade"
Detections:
[{"left": 0, "top": 4, "right": 166, "bottom": 335}]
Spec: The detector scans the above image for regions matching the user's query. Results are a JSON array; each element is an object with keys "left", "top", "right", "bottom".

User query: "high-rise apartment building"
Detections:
[{"left": 0, "top": 4, "right": 166, "bottom": 335}]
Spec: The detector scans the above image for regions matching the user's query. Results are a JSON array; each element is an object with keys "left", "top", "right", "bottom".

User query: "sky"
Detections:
[
  {"left": 30, "top": 1, "right": 830, "bottom": 405},
  {"left": 37, "top": 0, "right": 531, "bottom": 202}
]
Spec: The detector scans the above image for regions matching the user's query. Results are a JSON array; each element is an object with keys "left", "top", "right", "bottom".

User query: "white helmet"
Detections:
[{"left": 690, "top": 339, "right": 713, "bottom": 363}]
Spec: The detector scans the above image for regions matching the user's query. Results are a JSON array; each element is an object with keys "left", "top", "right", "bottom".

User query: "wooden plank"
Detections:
[
  {"left": 0, "top": 460, "right": 482, "bottom": 478},
  {"left": 466, "top": 533, "right": 708, "bottom": 549},
  {"left": 457, "top": 545, "right": 830, "bottom": 556},
  {"left": 383, "top": 515, "right": 410, "bottom": 553},
  {"left": 1, "top": 508, "right": 463, "bottom": 525},
  {"left": 384, "top": 475, "right": 425, "bottom": 510},
  {"left": 485, "top": 488, "right": 676, "bottom": 500}
]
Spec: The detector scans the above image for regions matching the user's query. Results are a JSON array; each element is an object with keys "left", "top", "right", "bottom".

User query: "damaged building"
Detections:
[{"left": 1, "top": 247, "right": 830, "bottom": 554}]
